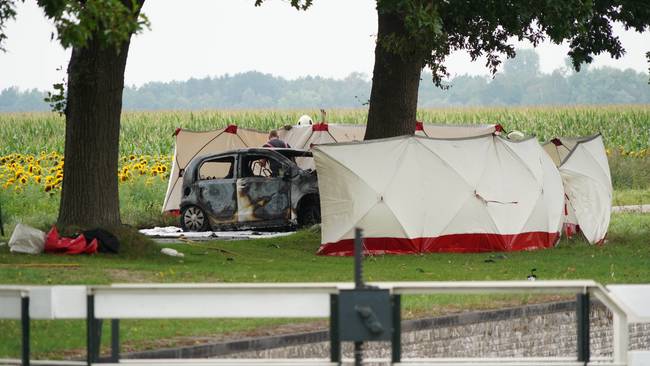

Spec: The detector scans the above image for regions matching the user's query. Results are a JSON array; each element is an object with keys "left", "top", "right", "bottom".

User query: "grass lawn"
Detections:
[
  {"left": 0, "top": 212, "right": 648, "bottom": 359},
  {"left": 614, "top": 188, "right": 650, "bottom": 207}
]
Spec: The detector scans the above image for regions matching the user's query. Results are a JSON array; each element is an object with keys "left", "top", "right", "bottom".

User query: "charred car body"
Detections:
[{"left": 180, "top": 148, "right": 320, "bottom": 231}]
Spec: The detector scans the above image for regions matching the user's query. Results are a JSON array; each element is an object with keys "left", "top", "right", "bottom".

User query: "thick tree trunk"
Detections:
[
  {"left": 365, "top": 9, "right": 423, "bottom": 140},
  {"left": 57, "top": 34, "right": 134, "bottom": 227}
]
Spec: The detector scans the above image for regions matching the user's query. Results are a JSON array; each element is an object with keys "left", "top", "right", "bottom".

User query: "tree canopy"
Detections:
[
  {"left": 372, "top": 0, "right": 650, "bottom": 87},
  {"left": 1, "top": 0, "right": 147, "bottom": 51}
]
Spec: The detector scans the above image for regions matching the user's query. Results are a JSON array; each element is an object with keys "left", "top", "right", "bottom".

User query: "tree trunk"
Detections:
[
  {"left": 365, "top": 9, "right": 423, "bottom": 140},
  {"left": 57, "top": 33, "right": 134, "bottom": 228}
]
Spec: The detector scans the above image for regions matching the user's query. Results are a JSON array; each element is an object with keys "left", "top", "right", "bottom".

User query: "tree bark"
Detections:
[
  {"left": 57, "top": 22, "right": 137, "bottom": 228},
  {"left": 365, "top": 9, "right": 424, "bottom": 140}
]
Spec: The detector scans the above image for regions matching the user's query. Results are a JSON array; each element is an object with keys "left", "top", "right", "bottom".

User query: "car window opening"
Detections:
[
  {"left": 199, "top": 156, "right": 234, "bottom": 180},
  {"left": 242, "top": 155, "right": 284, "bottom": 178}
]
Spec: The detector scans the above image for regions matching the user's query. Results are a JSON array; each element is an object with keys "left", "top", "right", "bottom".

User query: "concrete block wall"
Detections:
[{"left": 228, "top": 302, "right": 650, "bottom": 361}]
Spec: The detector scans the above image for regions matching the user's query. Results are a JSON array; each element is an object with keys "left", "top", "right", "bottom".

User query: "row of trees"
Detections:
[
  {"left": 2, "top": 53, "right": 649, "bottom": 112},
  {"left": 1, "top": 0, "right": 648, "bottom": 228}
]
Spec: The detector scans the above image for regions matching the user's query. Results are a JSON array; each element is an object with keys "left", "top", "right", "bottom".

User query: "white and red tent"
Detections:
[
  {"left": 161, "top": 125, "right": 267, "bottom": 213},
  {"left": 414, "top": 121, "right": 502, "bottom": 137},
  {"left": 278, "top": 123, "right": 366, "bottom": 149},
  {"left": 279, "top": 121, "right": 501, "bottom": 147},
  {"left": 542, "top": 134, "right": 612, "bottom": 244},
  {"left": 313, "top": 134, "right": 564, "bottom": 255},
  {"left": 162, "top": 122, "right": 505, "bottom": 213}
]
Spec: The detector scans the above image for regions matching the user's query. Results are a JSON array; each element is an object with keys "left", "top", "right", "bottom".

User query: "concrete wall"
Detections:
[
  {"left": 127, "top": 301, "right": 650, "bottom": 363},
  {"left": 228, "top": 302, "right": 650, "bottom": 362}
]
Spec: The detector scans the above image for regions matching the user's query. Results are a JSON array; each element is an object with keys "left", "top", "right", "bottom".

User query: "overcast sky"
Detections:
[{"left": 1, "top": 0, "right": 649, "bottom": 90}]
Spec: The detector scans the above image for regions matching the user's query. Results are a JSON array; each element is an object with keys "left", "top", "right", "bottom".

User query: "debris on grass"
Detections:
[
  {"left": 139, "top": 226, "right": 295, "bottom": 241},
  {"left": 161, "top": 248, "right": 184, "bottom": 258}
]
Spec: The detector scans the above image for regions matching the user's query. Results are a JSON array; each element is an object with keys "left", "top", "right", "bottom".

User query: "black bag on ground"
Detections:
[{"left": 82, "top": 229, "right": 120, "bottom": 254}]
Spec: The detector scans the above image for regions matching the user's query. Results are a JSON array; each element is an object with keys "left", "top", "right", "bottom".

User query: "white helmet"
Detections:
[
  {"left": 297, "top": 115, "right": 313, "bottom": 126},
  {"left": 507, "top": 130, "right": 525, "bottom": 141}
]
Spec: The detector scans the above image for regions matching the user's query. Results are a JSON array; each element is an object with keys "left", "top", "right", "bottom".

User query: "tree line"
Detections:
[{"left": 2, "top": 50, "right": 648, "bottom": 112}]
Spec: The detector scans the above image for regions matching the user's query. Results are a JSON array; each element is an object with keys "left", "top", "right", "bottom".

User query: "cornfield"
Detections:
[
  {"left": 1, "top": 106, "right": 648, "bottom": 156},
  {"left": 0, "top": 106, "right": 647, "bottom": 229}
]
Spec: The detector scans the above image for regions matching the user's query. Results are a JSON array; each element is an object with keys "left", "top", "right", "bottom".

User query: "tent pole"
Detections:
[{"left": 353, "top": 228, "right": 364, "bottom": 366}]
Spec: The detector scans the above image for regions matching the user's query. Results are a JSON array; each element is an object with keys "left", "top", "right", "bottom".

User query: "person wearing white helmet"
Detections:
[{"left": 297, "top": 115, "right": 313, "bottom": 126}]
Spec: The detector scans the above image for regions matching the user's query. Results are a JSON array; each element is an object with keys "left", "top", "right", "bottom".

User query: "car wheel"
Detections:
[
  {"left": 181, "top": 206, "right": 210, "bottom": 232},
  {"left": 298, "top": 199, "right": 321, "bottom": 227}
]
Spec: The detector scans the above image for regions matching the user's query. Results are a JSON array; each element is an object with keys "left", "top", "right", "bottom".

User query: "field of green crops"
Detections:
[
  {"left": 0, "top": 106, "right": 648, "bottom": 232},
  {"left": 1, "top": 105, "right": 649, "bottom": 155}
]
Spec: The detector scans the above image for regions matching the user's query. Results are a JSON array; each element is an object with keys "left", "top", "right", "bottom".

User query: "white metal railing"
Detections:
[{"left": 0, "top": 281, "right": 648, "bottom": 366}]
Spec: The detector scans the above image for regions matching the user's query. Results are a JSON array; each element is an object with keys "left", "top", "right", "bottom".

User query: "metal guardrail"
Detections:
[
  {"left": 0, "top": 288, "right": 29, "bottom": 366},
  {"left": 0, "top": 280, "right": 643, "bottom": 366}
]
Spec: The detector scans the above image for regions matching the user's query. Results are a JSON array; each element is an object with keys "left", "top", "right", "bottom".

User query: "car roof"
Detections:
[
  {"left": 197, "top": 147, "right": 312, "bottom": 161},
  {"left": 234, "top": 147, "right": 312, "bottom": 157}
]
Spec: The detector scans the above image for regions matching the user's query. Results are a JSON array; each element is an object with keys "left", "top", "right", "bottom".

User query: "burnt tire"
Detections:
[
  {"left": 181, "top": 205, "right": 210, "bottom": 232},
  {"left": 297, "top": 197, "right": 321, "bottom": 227}
]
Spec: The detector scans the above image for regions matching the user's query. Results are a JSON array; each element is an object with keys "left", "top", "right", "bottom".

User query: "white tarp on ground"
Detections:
[
  {"left": 8, "top": 223, "right": 46, "bottom": 254},
  {"left": 313, "top": 134, "right": 564, "bottom": 255},
  {"left": 162, "top": 125, "right": 268, "bottom": 213},
  {"left": 542, "top": 134, "right": 612, "bottom": 244},
  {"left": 140, "top": 226, "right": 294, "bottom": 240}
]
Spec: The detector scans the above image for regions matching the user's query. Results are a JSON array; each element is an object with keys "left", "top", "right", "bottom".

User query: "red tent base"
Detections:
[{"left": 317, "top": 232, "right": 560, "bottom": 256}]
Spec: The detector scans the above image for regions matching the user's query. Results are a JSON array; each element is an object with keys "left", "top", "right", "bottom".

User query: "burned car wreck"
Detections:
[{"left": 180, "top": 148, "right": 320, "bottom": 231}]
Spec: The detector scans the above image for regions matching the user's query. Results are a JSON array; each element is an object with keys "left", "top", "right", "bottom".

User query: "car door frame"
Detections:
[
  {"left": 236, "top": 150, "right": 292, "bottom": 227},
  {"left": 194, "top": 154, "right": 238, "bottom": 226}
]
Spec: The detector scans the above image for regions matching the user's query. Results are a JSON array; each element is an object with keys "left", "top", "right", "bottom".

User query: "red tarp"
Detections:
[{"left": 44, "top": 226, "right": 98, "bottom": 255}]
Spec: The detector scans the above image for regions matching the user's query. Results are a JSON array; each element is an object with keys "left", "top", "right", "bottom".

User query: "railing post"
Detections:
[
  {"left": 21, "top": 295, "right": 30, "bottom": 366},
  {"left": 110, "top": 319, "right": 120, "bottom": 362},
  {"left": 576, "top": 292, "right": 590, "bottom": 364},
  {"left": 391, "top": 294, "right": 401, "bottom": 364},
  {"left": 330, "top": 294, "right": 341, "bottom": 364},
  {"left": 87, "top": 294, "right": 97, "bottom": 366},
  {"left": 612, "top": 311, "right": 629, "bottom": 365}
]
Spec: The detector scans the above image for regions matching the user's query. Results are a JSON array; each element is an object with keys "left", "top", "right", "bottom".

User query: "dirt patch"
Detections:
[{"left": 105, "top": 268, "right": 153, "bottom": 282}]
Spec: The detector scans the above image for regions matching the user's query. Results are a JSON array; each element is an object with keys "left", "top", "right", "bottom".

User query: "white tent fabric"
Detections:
[
  {"left": 415, "top": 121, "right": 501, "bottom": 138},
  {"left": 162, "top": 122, "right": 502, "bottom": 213},
  {"left": 542, "top": 135, "right": 612, "bottom": 244},
  {"left": 278, "top": 123, "right": 365, "bottom": 149},
  {"left": 161, "top": 125, "right": 267, "bottom": 213},
  {"left": 278, "top": 124, "right": 366, "bottom": 170},
  {"left": 313, "top": 134, "right": 564, "bottom": 255},
  {"left": 279, "top": 122, "right": 501, "bottom": 147}
]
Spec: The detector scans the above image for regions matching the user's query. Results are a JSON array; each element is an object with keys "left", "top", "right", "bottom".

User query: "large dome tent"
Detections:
[
  {"left": 313, "top": 133, "right": 564, "bottom": 255},
  {"left": 542, "top": 134, "right": 612, "bottom": 244}
]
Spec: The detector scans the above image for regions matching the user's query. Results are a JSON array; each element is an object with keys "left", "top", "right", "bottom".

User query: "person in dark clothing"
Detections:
[
  {"left": 263, "top": 130, "right": 290, "bottom": 148},
  {"left": 262, "top": 130, "right": 290, "bottom": 177}
]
